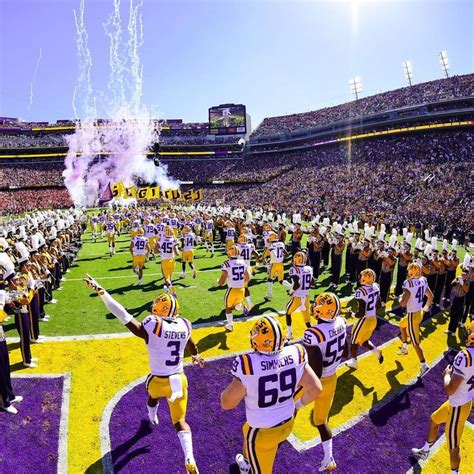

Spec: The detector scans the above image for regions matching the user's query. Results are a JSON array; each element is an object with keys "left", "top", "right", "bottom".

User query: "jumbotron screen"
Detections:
[{"left": 209, "top": 104, "right": 246, "bottom": 135}]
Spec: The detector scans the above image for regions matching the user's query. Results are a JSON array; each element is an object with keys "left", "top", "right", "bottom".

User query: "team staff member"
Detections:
[
  {"left": 304, "top": 292, "right": 347, "bottom": 472},
  {"left": 412, "top": 321, "right": 474, "bottom": 474},
  {"left": 221, "top": 316, "right": 322, "bottom": 474},
  {"left": 84, "top": 275, "right": 204, "bottom": 474},
  {"left": 445, "top": 269, "right": 470, "bottom": 336}
]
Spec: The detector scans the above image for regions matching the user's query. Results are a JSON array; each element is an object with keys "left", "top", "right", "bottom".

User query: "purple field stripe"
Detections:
[
  {"left": 109, "top": 347, "right": 453, "bottom": 473},
  {"left": 0, "top": 377, "right": 63, "bottom": 474}
]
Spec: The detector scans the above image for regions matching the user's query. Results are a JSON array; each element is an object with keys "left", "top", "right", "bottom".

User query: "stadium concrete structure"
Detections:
[{"left": 0, "top": 74, "right": 473, "bottom": 473}]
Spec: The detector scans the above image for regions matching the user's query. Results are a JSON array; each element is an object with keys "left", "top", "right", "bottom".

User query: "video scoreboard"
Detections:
[{"left": 209, "top": 104, "right": 246, "bottom": 135}]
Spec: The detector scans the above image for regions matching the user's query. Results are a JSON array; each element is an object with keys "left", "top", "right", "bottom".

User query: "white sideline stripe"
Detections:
[
  {"left": 5, "top": 302, "right": 404, "bottom": 343},
  {"left": 405, "top": 434, "right": 446, "bottom": 474},
  {"left": 10, "top": 373, "right": 71, "bottom": 474},
  {"left": 100, "top": 349, "right": 249, "bottom": 474},
  {"left": 287, "top": 352, "right": 446, "bottom": 452}
]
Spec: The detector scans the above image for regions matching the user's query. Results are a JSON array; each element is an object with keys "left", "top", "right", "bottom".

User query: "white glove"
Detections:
[{"left": 422, "top": 305, "right": 431, "bottom": 312}]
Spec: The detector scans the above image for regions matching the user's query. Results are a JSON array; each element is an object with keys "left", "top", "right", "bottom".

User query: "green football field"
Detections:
[{"left": 4, "top": 228, "right": 467, "bottom": 337}]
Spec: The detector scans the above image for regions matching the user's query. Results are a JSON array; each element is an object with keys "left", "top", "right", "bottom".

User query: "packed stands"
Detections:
[
  {"left": 252, "top": 74, "right": 474, "bottom": 137},
  {"left": 0, "top": 188, "right": 73, "bottom": 215}
]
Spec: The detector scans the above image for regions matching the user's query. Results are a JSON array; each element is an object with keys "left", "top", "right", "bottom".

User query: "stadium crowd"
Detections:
[{"left": 253, "top": 74, "right": 474, "bottom": 137}]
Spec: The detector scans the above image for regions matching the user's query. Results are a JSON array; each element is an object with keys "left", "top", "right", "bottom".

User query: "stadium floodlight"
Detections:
[
  {"left": 403, "top": 60, "right": 413, "bottom": 87},
  {"left": 439, "top": 51, "right": 450, "bottom": 78},
  {"left": 349, "top": 76, "right": 362, "bottom": 100}
]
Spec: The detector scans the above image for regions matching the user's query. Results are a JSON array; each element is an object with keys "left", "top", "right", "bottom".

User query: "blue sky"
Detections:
[{"left": 0, "top": 0, "right": 472, "bottom": 128}]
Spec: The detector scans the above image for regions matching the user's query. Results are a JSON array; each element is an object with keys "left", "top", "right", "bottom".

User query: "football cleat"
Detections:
[
  {"left": 225, "top": 323, "right": 234, "bottom": 332},
  {"left": 235, "top": 454, "right": 251, "bottom": 474},
  {"left": 411, "top": 447, "right": 430, "bottom": 460},
  {"left": 397, "top": 344, "right": 408, "bottom": 355},
  {"left": 264, "top": 293, "right": 273, "bottom": 300},
  {"left": 418, "top": 364, "right": 430, "bottom": 378},
  {"left": 319, "top": 457, "right": 337, "bottom": 472},
  {"left": 11, "top": 396, "right": 23, "bottom": 404},
  {"left": 1, "top": 405, "right": 18, "bottom": 415},
  {"left": 148, "top": 413, "right": 158, "bottom": 426},
  {"left": 23, "top": 362, "right": 37, "bottom": 368}
]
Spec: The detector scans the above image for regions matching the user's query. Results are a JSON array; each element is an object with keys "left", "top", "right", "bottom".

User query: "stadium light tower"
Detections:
[
  {"left": 403, "top": 60, "right": 413, "bottom": 86},
  {"left": 439, "top": 51, "right": 450, "bottom": 78},
  {"left": 349, "top": 76, "right": 362, "bottom": 100}
]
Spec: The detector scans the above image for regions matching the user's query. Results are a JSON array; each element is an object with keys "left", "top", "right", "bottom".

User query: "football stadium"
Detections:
[{"left": 0, "top": 1, "right": 473, "bottom": 473}]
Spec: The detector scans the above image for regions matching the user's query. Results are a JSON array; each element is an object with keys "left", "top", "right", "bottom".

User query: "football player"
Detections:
[
  {"left": 237, "top": 234, "right": 259, "bottom": 313},
  {"left": 412, "top": 321, "right": 474, "bottom": 474},
  {"left": 285, "top": 251, "right": 313, "bottom": 341},
  {"left": 84, "top": 276, "right": 204, "bottom": 474},
  {"left": 304, "top": 292, "right": 347, "bottom": 472},
  {"left": 103, "top": 215, "right": 119, "bottom": 257},
  {"left": 90, "top": 213, "right": 99, "bottom": 242},
  {"left": 203, "top": 214, "right": 215, "bottom": 255},
  {"left": 129, "top": 227, "right": 150, "bottom": 286},
  {"left": 180, "top": 226, "right": 197, "bottom": 279},
  {"left": 224, "top": 220, "right": 236, "bottom": 251},
  {"left": 221, "top": 316, "right": 322, "bottom": 474},
  {"left": 159, "top": 226, "right": 180, "bottom": 295},
  {"left": 264, "top": 232, "right": 288, "bottom": 300},
  {"left": 143, "top": 218, "right": 157, "bottom": 260},
  {"left": 346, "top": 269, "right": 383, "bottom": 369},
  {"left": 398, "top": 262, "right": 433, "bottom": 378},
  {"left": 216, "top": 244, "right": 249, "bottom": 332}
]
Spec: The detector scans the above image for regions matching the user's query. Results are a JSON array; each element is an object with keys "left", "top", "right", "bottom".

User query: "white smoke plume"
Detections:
[
  {"left": 64, "top": 0, "right": 176, "bottom": 206},
  {"left": 28, "top": 47, "right": 42, "bottom": 112}
]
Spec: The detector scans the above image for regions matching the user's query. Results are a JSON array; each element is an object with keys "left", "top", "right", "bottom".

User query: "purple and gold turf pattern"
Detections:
[
  {"left": 108, "top": 349, "right": 458, "bottom": 474},
  {"left": 0, "top": 377, "right": 64, "bottom": 473}
]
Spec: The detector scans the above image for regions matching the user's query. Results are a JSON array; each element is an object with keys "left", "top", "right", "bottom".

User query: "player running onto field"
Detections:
[
  {"left": 221, "top": 316, "right": 322, "bottom": 474},
  {"left": 129, "top": 227, "right": 150, "bottom": 286},
  {"left": 304, "top": 292, "right": 347, "bottom": 472},
  {"left": 84, "top": 276, "right": 204, "bottom": 474},
  {"left": 180, "top": 226, "right": 197, "bottom": 279}
]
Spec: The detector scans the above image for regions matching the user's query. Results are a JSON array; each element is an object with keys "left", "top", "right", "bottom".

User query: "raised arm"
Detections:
[{"left": 84, "top": 274, "right": 147, "bottom": 340}]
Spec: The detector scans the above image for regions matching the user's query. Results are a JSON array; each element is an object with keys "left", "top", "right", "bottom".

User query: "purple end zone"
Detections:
[
  {"left": 109, "top": 320, "right": 450, "bottom": 474},
  {"left": 0, "top": 377, "right": 64, "bottom": 474}
]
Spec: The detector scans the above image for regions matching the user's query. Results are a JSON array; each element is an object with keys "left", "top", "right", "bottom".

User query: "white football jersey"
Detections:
[
  {"left": 450, "top": 347, "right": 474, "bottom": 407},
  {"left": 263, "top": 230, "right": 271, "bottom": 248},
  {"left": 204, "top": 219, "right": 214, "bottom": 232},
  {"left": 303, "top": 316, "right": 347, "bottom": 377},
  {"left": 182, "top": 233, "right": 196, "bottom": 251},
  {"left": 142, "top": 315, "right": 191, "bottom": 376},
  {"left": 144, "top": 223, "right": 156, "bottom": 238},
  {"left": 155, "top": 223, "right": 165, "bottom": 237},
  {"left": 354, "top": 284, "right": 380, "bottom": 318},
  {"left": 270, "top": 242, "right": 285, "bottom": 264},
  {"left": 225, "top": 227, "right": 236, "bottom": 241},
  {"left": 289, "top": 265, "right": 313, "bottom": 297},
  {"left": 231, "top": 344, "right": 307, "bottom": 428},
  {"left": 221, "top": 258, "right": 248, "bottom": 288},
  {"left": 403, "top": 277, "right": 428, "bottom": 313},
  {"left": 237, "top": 242, "right": 255, "bottom": 266},
  {"left": 169, "top": 217, "right": 179, "bottom": 229},
  {"left": 132, "top": 236, "right": 149, "bottom": 255},
  {"left": 159, "top": 236, "right": 177, "bottom": 260},
  {"left": 105, "top": 221, "right": 116, "bottom": 234}
]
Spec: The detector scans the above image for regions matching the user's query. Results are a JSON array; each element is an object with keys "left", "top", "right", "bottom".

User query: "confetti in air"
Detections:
[{"left": 64, "top": 0, "right": 176, "bottom": 206}]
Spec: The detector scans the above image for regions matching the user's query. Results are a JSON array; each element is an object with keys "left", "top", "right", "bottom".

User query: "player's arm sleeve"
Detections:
[
  {"left": 99, "top": 291, "right": 134, "bottom": 325},
  {"left": 452, "top": 352, "right": 467, "bottom": 377},
  {"left": 231, "top": 355, "right": 244, "bottom": 380},
  {"left": 402, "top": 280, "right": 410, "bottom": 292}
]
